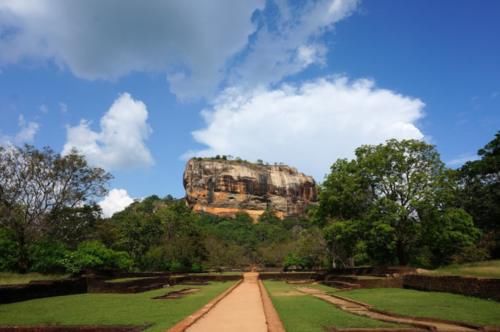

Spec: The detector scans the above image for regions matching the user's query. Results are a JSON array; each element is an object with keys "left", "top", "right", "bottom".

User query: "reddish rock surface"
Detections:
[{"left": 183, "top": 158, "right": 317, "bottom": 220}]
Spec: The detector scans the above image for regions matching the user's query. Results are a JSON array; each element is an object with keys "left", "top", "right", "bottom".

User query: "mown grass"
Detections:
[
  {"left": 295, "top": 282, "right": 338, "bottom": 294},
  {"left": 188, "top": 271, "right": 243, "bottom": 276},
  {"left": 105, "top": 276, "right": 159, "bottom": 283},
  {"left": 263, "top": 281, "right": 399, "bottom": 332},
  {"left": 426, "top": 260, "right": 500, "bottom": 278},
  {"left": 0, "top": 273, "right": 68, "bottom": 285},
  {"left": 0, "top": 281, "right": 234, "bottom": 331},
  {"left": 341, "top": 288, "right": 500, "bottom": 326}
]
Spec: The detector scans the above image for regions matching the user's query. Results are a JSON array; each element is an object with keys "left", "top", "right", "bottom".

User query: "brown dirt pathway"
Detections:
[
  {"left": 186, "top": 272, "right": 267, "bottom": 332},
  {"left": 297, "top": 287, "right": 479, "bottom": 332}
]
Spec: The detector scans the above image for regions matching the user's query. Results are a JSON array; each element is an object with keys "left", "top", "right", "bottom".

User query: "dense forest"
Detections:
[{"left": 0, "top": 132, "right": 498, "bottom": 274}]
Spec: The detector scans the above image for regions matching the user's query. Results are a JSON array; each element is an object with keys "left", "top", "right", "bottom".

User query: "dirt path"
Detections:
[
  {"left": 297, "top": 287, "right": 479, "bottom": 332},
  {"left": 186, "top": 272, "right": 267, "bottom": 332}
]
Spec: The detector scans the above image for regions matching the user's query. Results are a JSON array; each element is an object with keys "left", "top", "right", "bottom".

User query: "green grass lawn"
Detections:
[
  {"left": 263, "top": 281, "right": 399, "bottom": 332},
  {"left": 0, "top": 272, "right": 68, "bottom": 285},
  {"left": 188, "top": 271, "right": 243, "bottom": 276},
  {"left": 341, "top": 288, "right": 500, "bottom": 327},
  {"left": 0, "top": 281, "right": 234, "bottom": 331},
  {"left": 105, "top": 276, "right": 160, "bottom": 283},
  {"left": 295, "top": 282, "right": 338, "bottom": 294},
  {"left": 425, "top": 260, "right": 500, "bottom": 278}
]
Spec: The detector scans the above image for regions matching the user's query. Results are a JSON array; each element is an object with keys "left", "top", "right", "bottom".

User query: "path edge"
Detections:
[
  {"left": 166, "top": 279, "right": 243, "bottom": 332},
  {"left": 258, "top": 279, "right": 286, "bottom": 332}
]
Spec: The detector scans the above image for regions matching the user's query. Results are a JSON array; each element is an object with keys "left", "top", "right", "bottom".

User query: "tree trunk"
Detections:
[
  {"left": 17, "top": 231, "right": 29, "bottom": 273},
  {"left": 396, "top": 240, "right": 408, "bottom": 266}
]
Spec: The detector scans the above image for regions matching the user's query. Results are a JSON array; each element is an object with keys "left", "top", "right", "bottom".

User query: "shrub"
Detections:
[
  {"left": 191, "top": 262, "right": 203, "bottom": 273},
  {"left": 29, "top": 240, "right": 68, "bottom": 273},
  {"left": 63, "top": 240, "right": 132, "bottom": 273},
  {"left": 0, "top": 229, "right": 18, "bottom": 271},
  {"left": 169, "top": 260, "right": 188, "bottom": 273}
]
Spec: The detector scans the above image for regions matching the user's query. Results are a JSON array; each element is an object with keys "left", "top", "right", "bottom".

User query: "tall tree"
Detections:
[
  {"left": 321, "top": 139, "right": 479, "bottom": 266},
  {"left": 0, "top": 145, "right": 111, "bottom": 271},
  {"left": 458, "top": 131, "right": 500, "bottom": 256}
]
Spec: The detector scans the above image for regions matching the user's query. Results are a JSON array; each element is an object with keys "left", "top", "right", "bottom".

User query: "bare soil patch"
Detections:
[{"left": 152, "top": 288, "right": 199, "bottom": 300}]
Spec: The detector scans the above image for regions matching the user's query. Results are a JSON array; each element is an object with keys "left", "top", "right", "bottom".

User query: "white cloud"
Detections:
[
  {"left": 62, "top": 93, "right": 153, "bottom": 170},
  {"left": 0, "top": 0, "right": 264, "bottom": 98},
  {"left": 0, "top": 0, "right": 359, "bottom": 98},
  {"left": 188, "top": 76, "right": 425, "bottom": 180},
  {"left": 1, "top": 114, "right": 40, "bottom": 145},
  {"left": 99, "top": 188, "right": 134, "bottom": 218},
  {"left": 231, "top": 0, "right": 358, "bottom": 88}
]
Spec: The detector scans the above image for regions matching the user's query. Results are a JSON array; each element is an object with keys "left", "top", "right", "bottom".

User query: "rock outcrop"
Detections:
[{"left": 183, "top": 158, "right": 317, "bottom": 220}]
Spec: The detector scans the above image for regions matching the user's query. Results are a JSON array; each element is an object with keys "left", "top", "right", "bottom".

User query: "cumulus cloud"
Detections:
[
  {"left": 0, "top": 0, "right": 264, "bottom": 98},
  {"left": 1, "top": 114, "right": 39, "bottom": 146},
  {"left": 188, "top": 76, "right": 425, "bottom": 180},
  {"left": 0, "top": 0, "right": 359, "bottom": 98},
  {"left": 99, "top": 188, "right": 134, "bottom": 218},
  {"left": 62, "top": 93, "right": 153, "bottom": 170}
]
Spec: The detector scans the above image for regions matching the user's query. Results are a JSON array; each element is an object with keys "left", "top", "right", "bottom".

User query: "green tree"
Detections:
[
  {"left": 323, "top": 220, "right": 361, "bottom": 267},
  {"left": 458, "top": 131, "right": 500, "bottom": 256},
  {"left": 318, "top": 159, "right": 372, "bottom": 221},
  {"left": 63, "top": 240, "right": 132, "bottom": 273},
  {"left": 421, "top": 208, "right": 480, "bottom": 265},
  {"left": 320, "top": 139, "right": 480, "bottom": 266},
  {"left": 354, "top": 139, "right": 446, "bottom": 264},
  {"left": 0, "top": 145, "right": 111, "bottom": 271}
]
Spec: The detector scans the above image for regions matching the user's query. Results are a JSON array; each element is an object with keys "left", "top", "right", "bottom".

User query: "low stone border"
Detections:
[
  {"left": 403, "top": 274, "right": 500, "bottom": 302},
  {"left": 166, "top": 279, "right": 243, "bottom": 332},
  {"left": 0, "top": 278, "right": 87, "bottom": 304},
  {"left": 258, "top": 280, "right": 286, "bottom": 332}
]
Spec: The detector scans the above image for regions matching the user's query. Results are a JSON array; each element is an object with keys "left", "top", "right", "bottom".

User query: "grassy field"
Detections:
[
  {"left": 425, "top": 260, "right": 500, "bottom": 278},
  {"left": 189, "top": 271, "right": 243, "bottom": 276},
  {"left": 0, "top": 273, "right": 68, "bottom": 285},
  {"left": 263, "top": 281, "right": 398, "bottom": 332},
  {"left": 0, "top": 281, "right": 234, "bottom": 331},
  {"left": 105, "top": 276, "right": 160, "bottom": 283},
  {"left": 341, "top": 288, "right": 500, "bottom": 326}
]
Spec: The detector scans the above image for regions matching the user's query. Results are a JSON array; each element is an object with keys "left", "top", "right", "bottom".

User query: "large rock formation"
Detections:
[{"left": 183, "top": 158, "right": 317, "bottom": 220}]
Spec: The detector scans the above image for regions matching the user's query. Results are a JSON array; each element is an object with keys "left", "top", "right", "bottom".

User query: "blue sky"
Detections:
[{"left": 0, "top": 0, "right": 498, "bottom": 216}]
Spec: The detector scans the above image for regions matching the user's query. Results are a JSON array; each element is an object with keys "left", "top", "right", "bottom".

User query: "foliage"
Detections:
[
  {"left": 318, "top": 159, "right": 371, "bottom": 221},
  {"left": 0, "top": 145, "right": 111, "bottom": 271},
  {"left": 2, "top": 134, "right": 499, "bottom": 274},
  {"left": 458, "top": 131, "right": 500, "bottom": 257},
  {"left": 421, "top": 208, "right": 480, "bottom": 265},
  {"left": 324, "top": 220, "right": 364, "bottom": 267},
  {"left": 0, "top": 228, "right": 18, "bottom": 271},
  {"left": 29, "top": 240, "right": 68, "bottom": 273},
  {"left": 319, "top": 138, "right": 483, "bottom": 266},
  {"left": 63, "top": 240, "right": 132, "bottom": 273}
]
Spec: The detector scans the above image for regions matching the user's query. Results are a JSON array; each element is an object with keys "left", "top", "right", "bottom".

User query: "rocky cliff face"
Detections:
[{"left": 183, "top": 158, "right": 317, "bottom": 220}]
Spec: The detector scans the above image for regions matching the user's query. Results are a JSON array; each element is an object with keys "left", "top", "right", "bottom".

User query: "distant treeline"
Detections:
[{"left": 0, "top": 131, "right": 499, "bottom": 273}]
